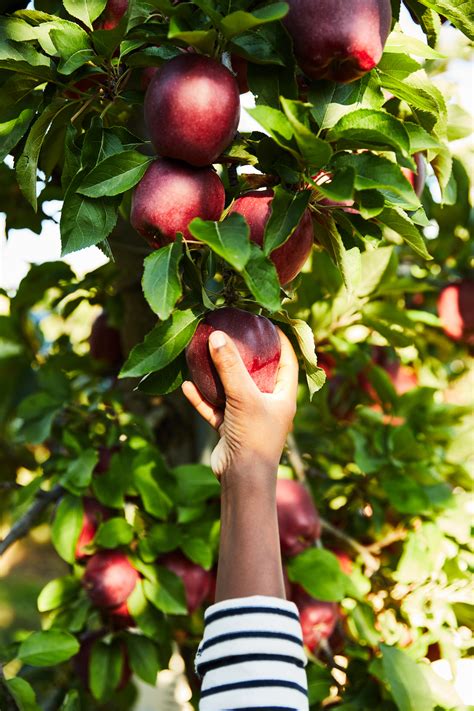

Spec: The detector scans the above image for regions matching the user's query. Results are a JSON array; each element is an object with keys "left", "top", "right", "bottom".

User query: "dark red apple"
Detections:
[
  {"left": 106, "top": 600, "right": 136, "bottom": 629},
  {"left": 89, "top": 312, "right": 123, "bottom": 369},
  {"left": 293, "top": 587, "right": 339, "bottom": 652},
  {"left": 185, "top": 307, "right": 281, "bottom": 406},
  {"left": 74, "top": 631, "right": 131, "bottom": 692},
  {"left": 401, "top": 153, "right": 427, "bottom": 197},
  {"left": 144, "top": 54, "right": 240, "bottom": 166},
  {"left": 75, "top": 498, "right": 111, "bottom": 561},
  {"left": 284, "top": 0, "right": 392, "bottom": 83},
  {"left": 140, "top": 66, "right": 158, "bottom": 91},
  {"left": 228, "top": 190, "right": 314, "bottom": 284},
  {"left": 83, "top": 550, "right": 139, "bottom": 609},
  {"left": 276, "top": 479, "right": 321, "bottom": 556},
  {"left": 231, "top": 54, "right": 249, "bottom": 94},
  {"left": 437, "top": 281, "right": 474, "bottom": 344},
  {"left": 95, "top": 0, "right": 128, "bottom": 30},
  {"left": 159, "top": 552, "right": 213, "bottom": 613},
  {"left": 130, "top": 158, "right": 225, "bottom": 248}
]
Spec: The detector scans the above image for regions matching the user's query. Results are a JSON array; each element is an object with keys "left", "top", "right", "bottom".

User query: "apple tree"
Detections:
[{"left": 0, "top": 0, "right": 472, "bottom": 709}]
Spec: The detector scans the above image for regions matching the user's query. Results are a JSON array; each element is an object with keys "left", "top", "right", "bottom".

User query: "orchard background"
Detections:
[{"left": 0, "top": 0, "right": 473, "bottom": 709}]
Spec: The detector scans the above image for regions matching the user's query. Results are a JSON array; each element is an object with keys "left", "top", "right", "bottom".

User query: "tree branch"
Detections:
[{"left": 0, "top": 485, "right": 63, "bottom": 557}]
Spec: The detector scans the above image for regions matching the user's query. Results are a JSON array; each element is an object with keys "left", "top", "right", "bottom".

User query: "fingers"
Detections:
[
  {"left": 208, "top": 331, "right": 258, "bottom": 400},
  {"left": 273, "top": 328, "right": 299, "bottom": 403},
  {"left": 181, "top": 381, "right": 223, "bottom": 430}
]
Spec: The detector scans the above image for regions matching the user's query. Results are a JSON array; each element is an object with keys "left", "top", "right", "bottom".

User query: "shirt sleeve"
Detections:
[{"left": 195, "top": 595, "right": 309, "bottom": 711}]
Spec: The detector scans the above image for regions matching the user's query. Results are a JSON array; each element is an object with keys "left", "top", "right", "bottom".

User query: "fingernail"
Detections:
[{"left": 209, "top": 331, "right": 226, "bottom": 349}]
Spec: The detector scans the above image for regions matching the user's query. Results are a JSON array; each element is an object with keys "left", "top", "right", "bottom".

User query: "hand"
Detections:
[{"left": 182, "top": 327, "right": 298, "bottom": 481}]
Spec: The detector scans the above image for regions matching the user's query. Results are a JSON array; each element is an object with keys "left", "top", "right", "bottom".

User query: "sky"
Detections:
[{"left": 0, "top": 8, "right": 472, "bottom": 292}]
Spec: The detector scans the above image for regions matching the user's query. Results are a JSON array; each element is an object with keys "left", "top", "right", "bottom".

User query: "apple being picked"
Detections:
[
  {"left": 75, "top": 498, "right": 112, "bottom": 561},
  {"left": 83, "top": 550, "right": 139, "bottom": 625},
  {"left": 160, "top": 551, "right": 213, "bottom": 613},
  {"left": 293, "top": 586, "right": 339, "bottom": 652},
  {"left": 229, "top": 190, "right": 314, "bottom": 285},
  {"left": 276, "top": 479, "right": 321, "bottom": 556},
  {"left": 145, "top": 54, "right": 240, "bottom": 166},
  {"left": 437, "top": 281, "right": 474, "bottom": 344},
  {"left": 131, "top": 159, "right": 225, "bottom": 248},
  {"left": 185, "top": 307, "right": 281, "bottom": 406},
  {"left": 284, "top": 0, "right": 392, "bottom": 83}
]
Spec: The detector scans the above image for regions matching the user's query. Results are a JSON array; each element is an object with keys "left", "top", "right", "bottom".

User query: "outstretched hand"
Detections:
[{"left": 182, "top": 327, "right": 298, "bottom": 480}]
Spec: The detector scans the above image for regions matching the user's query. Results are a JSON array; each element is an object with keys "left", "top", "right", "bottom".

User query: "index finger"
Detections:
[{"left": 273, "top": 327, "right": 299, "bottom": 402}]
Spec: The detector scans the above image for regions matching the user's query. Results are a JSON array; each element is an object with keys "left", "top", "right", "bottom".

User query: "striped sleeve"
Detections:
[{"left": 195, "top": 595, "right": 309, "bottom": 711}]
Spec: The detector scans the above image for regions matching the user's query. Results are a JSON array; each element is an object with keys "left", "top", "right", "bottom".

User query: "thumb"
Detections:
[{"left": 208, "top": 331, "right": 257, "bottom": 400}]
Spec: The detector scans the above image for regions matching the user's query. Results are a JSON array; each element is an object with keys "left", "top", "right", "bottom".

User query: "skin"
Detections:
[{"left": 182, "top": 327, "right": 298, "bottom": 600}]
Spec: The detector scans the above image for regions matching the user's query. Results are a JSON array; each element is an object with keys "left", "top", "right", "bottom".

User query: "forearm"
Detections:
[{"left": 216, "top": 468, "right": 285, "bottom": 602}]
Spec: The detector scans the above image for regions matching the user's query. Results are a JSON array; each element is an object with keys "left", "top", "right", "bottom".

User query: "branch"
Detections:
[
  {"left": 366, "top": 526, "right": 407, "bottom": 553},
  {"left": 285, "top": 433, "right": 306, "bottom": 483},
  {"left": 0, "top": 485, "right": 63, "bottom": 557}
]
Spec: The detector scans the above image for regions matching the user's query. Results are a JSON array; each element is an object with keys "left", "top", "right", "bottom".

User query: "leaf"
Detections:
[
  {"left": 167, "top": 18, "right": 217, "bottom": 54},
  {"left": 92, "top": 449, "right": 133, "bottom": 507},
  {"left": 94, "top": 518, "right": 134, "bottom": 547},
  {"left": 137, "top": 354, "right": 186, "bottom": 395},
  {"left": 16, "top": 392, "right": 62, "bottom": 444},
  {"left": 133, "top": 448, "right": 172, "bottom": 519},
  {"left": 144, "top": 569, "right": 187, "bottom": 615},
  {"left": 172, "top": 464, "right": 220, "bottom": 504},
  {"left": 378, "top": 207, "right": 432, "bottom": 260},
  {"left": 18, "top": 630, "right": 79, "bottom": 667},
  {"left": 380, "top": 644, "right": 434, "bottom": 711},
  {"left": 125, "top": 634, "right": 161, "bottom": 684},
  {"left": 120, "top": 306, "right": 204, "bottom": 379},
  {"left": 287, "top": 549, "right": 346, "bottom": 601},
  {"left": 328, "top": 109, "right": 410, "bottom": 156},
  {"left": 181, "top": 537, "right": 213, "bottom": 569},
  {"left": 51, "top": 495, "right": 83, "bottom": 564},
  {"left": 5, "top": 677, "right": 40, "bottom": 711},
  {"left": 416, "top": 0, "right": 474, "bottom": 40},
  {"left": 280, "top": 98, "right": 332, "bottom": 168},
  {"left": 60, "top": 187, "right": 120, "bottom": 256},
  {"left": 313, "top": 214, "right": 355, "bottom": 291},
  {"left": 37, "top": 576, "right": 81, "bottom": 612},
  {"left": 309, "top": 74, "right": 384, "bottom": 131},
  {"left": 357, "top": 247, "right": 394, "bottom": 297},
  {"left": 89, "top": 640, "right": 124, "bottom": 701},
  {"left": 142, "top": 240, "right": 183, "bottom": 320},
  {"left": 242, "top": 243, "right": 281, "bottom": 312},
  {"left": 275, "top": 313, "right": 326, "bottom": 399},
  {"left": 60, "top": 449, "right": 99, "bottom": 495},
  {"left": 219, "top": 3, "right": 289, "bottom": 38},
  {"left": 263, "top": 186, "right": 312, "bottom": 255},
  {"left": 50, "top": 24, "right": 95, "bottom": 75},
  {"left": 189, "top": 213, "right": 251, "bottom": 272},
  {"left": 77, "top": 151, "right": 152, "bottom": 197},
  {"left": 247, "top": 105, "right": 297, "bottom": 155},
  {"left": 63, "top": 0, "right": 107, "bottom": 29}
]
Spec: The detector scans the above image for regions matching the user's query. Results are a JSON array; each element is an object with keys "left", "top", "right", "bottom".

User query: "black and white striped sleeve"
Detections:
[{"left": 195, "top": 595, "right": 308, "bottom": 710}]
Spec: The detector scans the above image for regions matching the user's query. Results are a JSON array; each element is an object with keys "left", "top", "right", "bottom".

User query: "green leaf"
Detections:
[
  {"left": 92, "top": 449, "right": 133, "bottom": 508},
  {"left": 357, "top": 246, "right": 393, "bottom": 297},
  {"left": 127, "top": 579, "right": 171, "bottom": 640},
  {"left": 60, "top": 690, "right": 80, "bottom": 711},
  {"left": 380, "top": 644, "right": 434, "bottom": 711},
  {"left": 133, "top": 448, "right": 172, "bottom": 519},
  {"left": 144, "top": 568, "right": 187, "bottom": 615},
  {"left": 120, "top": 306, "right": 204, "bottom": 379},
  {"left": 313, "top": 214, "right": 356, "bottom": 291},
  {"left": 89, "top": 640, "right": 124, "bottom": 701},
  {"left": 126, "top": 634, "right": 161, "bottom": 684},
  {"left": 276, "top": 313, "right": 326, "bottom": 399},
  {"left": 247, "top": 105, "right": 297, "bottom": 155},
  {"left": 16, "top": 392, "right": 62, "bottom": 444},
  {"left": 0, "top": 39, "right": 53, "bottom": 80},
  {"left": 94, "top": 517, "right": 134, "bottom": 547},
  {"left": 60, "top": 187, "right": 119, "bottom": 256},
  {"left": 60, "top": 449, "right": 99, "bottom": 495},
  {"left": 18, "top": 630, "right": 79, "bottom": 667},
  {"left": 309, "top": 74, "right": 384, "bottom": 131},
  {"left": 181, "top": 537, "right": 213, "bottom": 569},
  {"left": 78, "top": 151, "right": 152, "bottom": 197},
  {"left": 416, "top": 0, "right": 474, "bottom": 40},
  {"left": 167, "top": 18, "right": 217, "bottom": 54},
  {"left": 142, "top": 240, "right": 183, "bottom": 320},
  {"left": 327, "top": 109, "right": 410, "bottom": 156},
  {"left": 137, "top": 354, "right": 186, "bottom": 395},
  {"left": 287, "top": 549, "right": 346, "bottom": 601},
  {"left": 63, "top": 0, "right": 107, "bottom": 29},
  {"left": 189, "top": 213, "right": 251, "bottom": 272},
  {"left": 307, "top": 663, "right": 333, "bottom": 705},
  {"left": 263, "top": 186, "right": 311, "bottom": 255},
  {"left": 5, "top": 677, "right": 40, "bottom": 711},
  {"left": 51, "top": 495, "right": 83, "bottom": 564},
  {"left": 242, "top": 243, "right": 281, "bottom": 312},
  {"left": 378, "top": 207, "right": 431, "bottom": 260},
  {"left": 50, "top": 24, "right": 95, "bottom": 75},
  {"left": 172, "top": 464, "right": 220, "bottom": 504},
  {"left": 280, "top": 98, "right": 332, "bottom": 168},
  {"left": 219, "top": 3, "right": 289, "bottom": 38},
  {"left": 37, "top": 576, "right": 81, "bottom": 612},
  {"left": 385, "top": 30, "right": 445, "bottom": 58}
]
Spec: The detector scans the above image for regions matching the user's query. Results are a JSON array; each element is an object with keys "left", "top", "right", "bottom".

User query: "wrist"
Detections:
[{"left": 220, "top": 457, "right": 279, "bottom": 496}]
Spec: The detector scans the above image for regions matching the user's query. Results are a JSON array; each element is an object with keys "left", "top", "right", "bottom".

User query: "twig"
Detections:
[
  {"left": 286, "top": 432, "right": 306, "bottom": 482},
  {"left": 0, "top": 485, "right": 63, "bottom": 557},
  {"left": 366, "top": 527, "right": 407, "bottom": 553}
]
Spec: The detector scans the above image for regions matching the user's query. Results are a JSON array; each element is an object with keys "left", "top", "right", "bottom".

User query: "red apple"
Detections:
[
  {"left": 89, "top": 312, "right": 123, "bottom": 369},
  {"left": 437, "top": 281, "right": 474, "bottom": 344},
  {"left": 231, "top": 54, "right": 249, "bottom": 94},
  {"left": 140, "top": 66, "right": 158, "bottom": 91},
  {"left": 185, "top": 307, "right": 281, "bottom": 406},
  {"left": 276, "top": 479, "right": 321, "bottom": 556},
  {"left": 95, "top": 0, "right": 128, "bottom": 30},
  {"left": 293, "top": 587, "right": 339, "bottom": 652},
  {"left": 228, "top": 189, "right": 314, "bottom": 284},
  {"left": 75, "top": 498, "right": 111, "bottom": 561},
  {"left": 144, "top": 54, "right": 240, "bottom": 166},
  {"left": 159, "top": 552, "right": 213, "bottom": 614},
  {"left": 284, "top": 0, "right": 392, "bottom": 83},
  {"left": 74, "top": 631, "right": 131, "bottom": 692},
  {"left": 83, "top": 550, "right": 139, "bottom": 609},
  {"left": 401, "top": 153, "right": 426, "bottom": 197},
  {"left": 332, "top": 549, "right": 353, "bottom": 575},
  {"left": 106, "top": 600, "right": 136, "bottom": 629},
  {"left": 130, "top": 158, "right": 225, "bottom": 248}
]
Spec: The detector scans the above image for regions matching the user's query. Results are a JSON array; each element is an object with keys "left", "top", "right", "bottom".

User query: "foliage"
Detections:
[{"left": 0, "top": 0, "right": 473, "bottom": 709}]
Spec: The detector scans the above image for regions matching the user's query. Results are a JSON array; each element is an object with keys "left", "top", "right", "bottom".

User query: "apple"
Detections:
[
  {"left": 332, "top": 549, "right": 353, "bottom": 575},
  {"left": 437, "top": 281, "right": 474, "bottom": 344},
  {"left": 83, "top": 550, "right": 139, "bottom": 611},
  {"left": 228, "top": 190, "right": 314, "bottom": 284},
  {"left": 293, "top": 586, "right": 339, "bottom": 652},
  {"left": 95, "top": 0, "right": 128, "bottom": 30},
  {"left": 185, "top": 307, "right": 281, "bottom": 406},
  {"left": 130, "top": 158, "right": 225, "bottom": 248},
  {"left": 231, "top": 54, "right": 249, "bottom": 94},
  {"left": 159, "top": 552, "right": 213, "bottom": 613},
  {"left": 89, "top": 312, "right": 123, "bottom": 369},
  {"left": 284, "top": 0, "right": 392, "bottom": 83},
  {"left": 105, "top": 600, "right": 136, "bottom": 629},
  {"left": 144, "top": 54, "right": 240, "bottom": 166},
  {"left": 74, "top": 631, "right": 131, "bottom": 692},
  {"left": 401, "top": 153, "right": 427, "bottom": 197},
  {"left": 75, "top": 498, "right": 111, "bottom": 561},
  {"left": 94, "top": 445, "right": 120, "bottom": 475},
  {"left": 276, "top": 479, "right": 321, "bottom": 556},
  {"left": 140, "top": 66, "right": 158, "bottom": 91}
]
